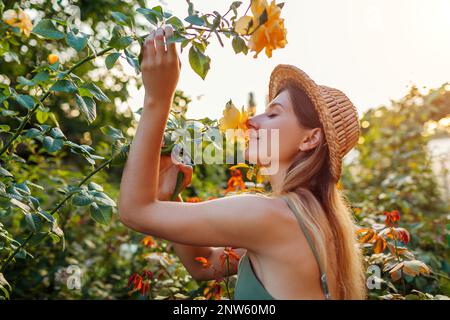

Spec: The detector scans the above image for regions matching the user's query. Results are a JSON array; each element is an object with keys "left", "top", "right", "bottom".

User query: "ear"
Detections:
[{"left": 298, "top": 128, "right": 322, "bottom": 151}]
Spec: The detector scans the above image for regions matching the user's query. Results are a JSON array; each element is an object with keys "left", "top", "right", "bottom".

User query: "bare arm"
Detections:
[{"left": 118, "top": 26, "right": 278, "bottom": 257}]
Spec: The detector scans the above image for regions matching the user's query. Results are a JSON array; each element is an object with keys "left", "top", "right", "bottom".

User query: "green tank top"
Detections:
[{"left": 234, "top": 195, "right": 332, "bottom": 300}]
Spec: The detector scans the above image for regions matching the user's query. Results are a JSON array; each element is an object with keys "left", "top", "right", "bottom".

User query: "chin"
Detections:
[{"left": 243, "top": 147, "right": 267, "bottom": 166}]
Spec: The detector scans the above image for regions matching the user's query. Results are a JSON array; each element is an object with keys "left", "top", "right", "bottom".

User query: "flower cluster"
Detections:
[
  {"left": 128, "top": 270, "right": 153, "bottom": 296},
  {"left": 194, "top": 246, "right": 241, "bottom": 300},
  {"left": 235, "top": 0, "right": 287, "bottom": 58},
  {"left": 357, "top": 209, "right": 431, "bottom": 283},
  {"left": 2, "top": 9, "right": 32, "bottom": 37}
]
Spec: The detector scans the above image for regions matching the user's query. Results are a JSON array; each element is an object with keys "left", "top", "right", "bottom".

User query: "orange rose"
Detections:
[
  {"left": 48, "top": 53, "right": 59, "bottom": 64},
  {"left": 234, "top": 0, "right": 287, "bottom": 58}
]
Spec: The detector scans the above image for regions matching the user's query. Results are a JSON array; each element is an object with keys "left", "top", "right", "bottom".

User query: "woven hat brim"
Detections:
[{"left": 268, "top": 64, "right": 355, "bottom": 181}]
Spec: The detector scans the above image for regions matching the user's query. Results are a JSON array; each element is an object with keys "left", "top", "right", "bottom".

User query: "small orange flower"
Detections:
[
  {"left": 203, "top": 280, "right": 223, "bottom": 300},
  {"left": 225, "top": 168, "right": 246, "bottom": 194},
  {"left": 384, "top": 210, "right": 400, "bottom": 226},
  {"left": 195, "top": 256, "right": 212, "bottom": 269},
  {"left": 141, "top": 235, "right": 156, "bottom": 248},
  {"left": 219, "top": 247, "right": 241, "bottom": 268},
  {"left": 48, "top": 53, "right": 59, "bottom": 65},
  {"left": 186, "top": 197, "right": 202, "bottom": 203}
]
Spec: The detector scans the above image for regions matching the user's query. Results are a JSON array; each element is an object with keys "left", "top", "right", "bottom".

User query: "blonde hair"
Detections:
[{"left": 274, "top": 82, "right": 366, "bottom": 299}]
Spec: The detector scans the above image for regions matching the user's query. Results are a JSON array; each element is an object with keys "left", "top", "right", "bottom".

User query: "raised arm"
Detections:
[{"left": 118, "top": 26, "right": 282, "bottom": 253}]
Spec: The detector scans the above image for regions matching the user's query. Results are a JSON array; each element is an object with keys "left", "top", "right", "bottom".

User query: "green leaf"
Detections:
[
  {"left": 111, "top": 12, "right": 132, "bottom": 26},
  {"left": 101, "top": 125, "right": 125, "bottom": 140},
  {"left": 124, "top": 49, "right": 140, "bottom": 74},
  {"left": 80, "top": 83, "right": 110, "bottom": 102},
  {"left": 184, "top": 15, "right": 205, "bottom": 26},
  {"left": 32, "top": 71, "right": 50, "bottom": 83},
  {"left": 105, "top": 52, "right": 121, "bottom": 69},
  {"left": 25, "top": 213, "right": 37, "bottom": 232},
  {"left": 24, "top": 128, "right": 42, "bottom": 139},
  {"left": 108, "top": 35, "right": 133, "bottom": 50},
  {"left": 32, "top": 19, "right": 65, "bottom": 40},
  {"left": 0, "top": 166, "right": 13, "bottom": 178},
  {"left": 111, "top": 141, "right": 130, "bottom": 166},
  {"left": 188, "top": 45, "right": 210, "bottom": 80},
  {"left": 36, "top": 109, "right": 49, "bottom": 124},
  {"left": 75, "top": 94, "right": 96, "bottom": 123},
  {"left": 166, "top": 31, "right": 187, "bottom": 44},
  {"left": 232, "top": 36, "right": 248, "bottom": 54},
  {"left": 50, "top": 80, "right": 78, "bottom": 93},
  {"left": 88, "top": 182, "right": 104, "bottom": 192},
  {"left": 137, "top": 8, "right": 159, "bottom": 26},
  {"left": 166, "top": 16, "right": 184, "bottom": 29},
  {"left": 91, "top": 191, "right": 116, "bottom": 207},
  {"left": 50, "top": 127, "right": 65, "bottom": 139},
  {"left": 17, "top": 76, "right": 36, "bottom": 87},
  {"left": 43, "top": 136, "right": 64, "bottom": 152},
  {"left": 90, "top": 202, "right": 112, "bottom": 225},
  {"left": 14, "top": 94, "right": 35, "bottom": 110},
  {"left": 72, "top": 192, "right": 93, "bottom": 206},
  {"left": 66, "top": 30, "right": 88, "bottom": 52}
]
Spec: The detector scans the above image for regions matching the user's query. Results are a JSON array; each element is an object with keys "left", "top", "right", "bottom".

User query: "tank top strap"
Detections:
[{"left": 281, "top": 195, "right": 332, "bottom": 300}]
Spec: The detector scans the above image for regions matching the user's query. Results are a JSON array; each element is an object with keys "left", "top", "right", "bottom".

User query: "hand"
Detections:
[
  {"left": 142, "top": 25, "right": 181, "bottom": 104},
  {"left": 158, "top": 155, "right": 193, "bottom": 201}
]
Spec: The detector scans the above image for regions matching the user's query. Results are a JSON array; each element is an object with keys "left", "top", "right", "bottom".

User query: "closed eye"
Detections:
[{"left": 267, "top": 113, "right": 277, "bottom": 118}]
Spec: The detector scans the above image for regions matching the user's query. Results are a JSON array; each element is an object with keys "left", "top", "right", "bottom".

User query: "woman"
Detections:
[{"left": 119, "top": 25, "right": 367, "bottom": 300}]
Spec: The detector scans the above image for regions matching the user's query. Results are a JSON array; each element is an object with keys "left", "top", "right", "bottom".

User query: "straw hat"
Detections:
[{"left": 268, "top": 64, "right": 361, "bottom": 182}]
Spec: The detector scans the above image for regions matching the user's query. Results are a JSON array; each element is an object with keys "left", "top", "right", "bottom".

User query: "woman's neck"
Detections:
[{"left": 267, "top": 162, "right": 289, "bottom": 194}]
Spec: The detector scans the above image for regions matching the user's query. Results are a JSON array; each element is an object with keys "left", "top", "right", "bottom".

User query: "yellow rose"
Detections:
[
  {"left": 13, "top": 9, "right": 33, "bottom": 37},
  {"left": 219, "top": 100, "right": 243, "bottom": 132},
  {"left": 234, "top": 0, "right": 287, "bottom": 58},
  {"left": 2, "top": 9, "right": 17, "bottom": 25}
]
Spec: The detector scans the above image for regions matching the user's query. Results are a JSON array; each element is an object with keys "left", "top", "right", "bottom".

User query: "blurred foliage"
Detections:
[{"left": 342, "top": 84, "right": 450, "bottom": 299}]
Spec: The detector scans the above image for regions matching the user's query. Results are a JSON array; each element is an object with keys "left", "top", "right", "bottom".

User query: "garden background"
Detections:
[{"left": 0, "top": 0, "right": 449, "bottom": 300}]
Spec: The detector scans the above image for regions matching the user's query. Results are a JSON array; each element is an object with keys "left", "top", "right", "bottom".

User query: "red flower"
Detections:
[
  {"left": 128, "top": 271, "right": 152, "bottom": 296},
  {"left": 395, "top": 227, "right": 411, "bottom": 245},
  {"left": 142, "top": 270, "right": 154, "bottom": 279},
  {"left": 384, "top": 210, "right": 400, "bottom": 226},
  {"left": 128, "top": 273, "right": 143, "bottom": 291}
]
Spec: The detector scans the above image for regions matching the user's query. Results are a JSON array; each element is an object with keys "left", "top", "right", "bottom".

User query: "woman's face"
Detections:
[{"left": 244, "top": 89, "right": 322, "bottom": 173}]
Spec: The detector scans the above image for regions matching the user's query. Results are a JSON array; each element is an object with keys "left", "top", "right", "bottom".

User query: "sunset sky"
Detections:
[{"left": 126, "top": 0, "right": 450, "bottom": 120}]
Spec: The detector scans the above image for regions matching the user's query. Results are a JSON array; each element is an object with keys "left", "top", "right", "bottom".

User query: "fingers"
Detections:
[
  {"left": 154, "top": 27, "right": 165, "bottom": 56},
  {"left": 143, "top": 26, "right": 180, "bottom": 69},
  {"left": 143, "top": 30, "right": 156, "bottom": 64},
  {"left": 165, "top": 25, "right": 177, "bottom": 59}
]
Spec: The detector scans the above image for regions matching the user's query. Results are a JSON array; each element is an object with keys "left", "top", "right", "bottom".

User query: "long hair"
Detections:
[{"left": 274, "top": 81, "right": 366, "bottom": 299}]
